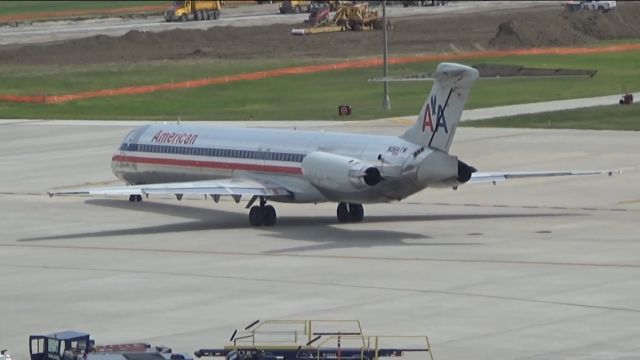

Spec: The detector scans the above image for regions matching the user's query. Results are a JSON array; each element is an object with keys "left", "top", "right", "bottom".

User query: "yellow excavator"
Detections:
[{"left": 292, "top": 2, "right": 382, "bottom": 35}]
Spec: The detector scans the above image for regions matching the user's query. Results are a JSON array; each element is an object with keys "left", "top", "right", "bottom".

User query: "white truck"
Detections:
[{"left": 566, "top": 0, "right": 617, "bottom": 12}]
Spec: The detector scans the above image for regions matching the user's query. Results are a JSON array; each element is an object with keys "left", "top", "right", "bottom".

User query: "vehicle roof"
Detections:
[{"left": 44, "top": 331, "right": 90, "bottom": 340}]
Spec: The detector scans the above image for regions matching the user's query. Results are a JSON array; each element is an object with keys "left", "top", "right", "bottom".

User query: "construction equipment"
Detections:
[
  {"left": 305, "top": 1, "right": 344, "bottom": 26},
  {"left": 280, "top": 0, "right": 311, "bottom": 14},
  {"left": 195, "top": 320, "right": 434, "bottom": 360},
  {"left": 29, "top": 331, "right": 192, "bottom": 360},
  {"left": 165, "top": 0, "right": 222, "bottom": 22},
  {"left": 312, "top": 1, "right": 341, "bottom": 11},
  {"left": 305, "top": 6, "right": 331, "bottom": 26},
  {"left": 292, "top": 3, "right": 382, "bottom": 35},
  {"left": 402, "top": 1, "right": 448, "bottom": 6}
]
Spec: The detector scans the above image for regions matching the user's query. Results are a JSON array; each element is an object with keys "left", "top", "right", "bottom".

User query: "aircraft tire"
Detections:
[
  {"left": 129, "top": 195, "right": 136, "bottom": 202},
  {"left": 348, "top": 203, "right": 364, "bottom": 222},
  {"left": 263, "top": 205, "right": 277, "bottom": 226},
  {"left": 337, "top": 202, "right": 350, "bottom": 223},
  {"left": 249, "top": 206, "right": 263, "bottom": 226}
]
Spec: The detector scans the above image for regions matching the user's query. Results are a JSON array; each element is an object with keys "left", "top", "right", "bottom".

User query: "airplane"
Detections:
[{"left": 49, "top": 62, "right": 612, "bottom": 226}]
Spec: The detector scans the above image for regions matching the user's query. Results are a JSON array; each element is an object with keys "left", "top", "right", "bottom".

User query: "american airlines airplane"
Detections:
[{"left": 50, "top": 63, "right": 609, "bottom": 226}]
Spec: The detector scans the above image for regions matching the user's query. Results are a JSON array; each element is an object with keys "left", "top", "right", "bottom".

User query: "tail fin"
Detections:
[{"left": 401, "top": 63, "right": 479, "bottom": 152}]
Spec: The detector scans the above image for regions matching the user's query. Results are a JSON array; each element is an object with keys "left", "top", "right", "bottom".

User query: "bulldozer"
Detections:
[{"left": 292, "top": 2, "right": 382, "bottom": 35}]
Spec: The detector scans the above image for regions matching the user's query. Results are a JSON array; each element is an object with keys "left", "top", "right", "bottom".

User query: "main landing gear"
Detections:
[
  {"left": 129, "top": 194, "right": 143, "bottom": 202},
  {"left": 249, "top": 197, "right": 277, "bottom": 227},
  {"left": 337, "top": 202, "right": 364, "bottom": 223}
]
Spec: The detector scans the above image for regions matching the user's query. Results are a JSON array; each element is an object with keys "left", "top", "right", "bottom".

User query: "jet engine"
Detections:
[
  {"left": 457, "top": 160, "right": 477, "bottom": 183},
  {"left": 302, "top": 151, "right": 382, "bottom": 191},
  {"left": 416, "top": 150, "right": 477, "bottom": 188}
]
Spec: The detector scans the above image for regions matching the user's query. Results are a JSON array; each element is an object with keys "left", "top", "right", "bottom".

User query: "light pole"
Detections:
[{"left": 382, "top": 1, "right": 391, "bottom": 110}]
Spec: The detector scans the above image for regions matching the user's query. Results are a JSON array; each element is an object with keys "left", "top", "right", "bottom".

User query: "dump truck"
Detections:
[
  {"left": 280, "top": 0, "right": 311, "bottom": 13},
  {"left": 165, "top": 0, "right": 221, "bottom": 22},
  {"left": 29, "top": 331, "right": 192, "bottom": 360},
  {"left": 292, "top": 3, "right": 382, "bottom": 35}
]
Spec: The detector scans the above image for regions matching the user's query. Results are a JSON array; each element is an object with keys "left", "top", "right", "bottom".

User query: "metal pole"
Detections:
[{"left": 382, "top": 1, "right": 390, "bottom": 110}]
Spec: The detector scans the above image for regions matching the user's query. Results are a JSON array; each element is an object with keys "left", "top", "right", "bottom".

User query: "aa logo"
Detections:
[{"left": 421, "top": 95, "right": 448, "bottom": 134}]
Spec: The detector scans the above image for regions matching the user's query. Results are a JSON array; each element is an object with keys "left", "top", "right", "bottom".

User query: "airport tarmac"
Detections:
[{"left": 1, "top": 120, "right": 639, "bottom": 360}]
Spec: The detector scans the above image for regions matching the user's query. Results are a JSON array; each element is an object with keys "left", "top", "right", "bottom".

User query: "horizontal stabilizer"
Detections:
[{"left": 469, "top": 170, "right": 620, "bottom": 184}]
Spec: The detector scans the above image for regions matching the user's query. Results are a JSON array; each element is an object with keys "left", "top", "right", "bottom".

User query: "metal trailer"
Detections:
[{"left": 195, "top": 320, "right": 434, "bottom": 360}]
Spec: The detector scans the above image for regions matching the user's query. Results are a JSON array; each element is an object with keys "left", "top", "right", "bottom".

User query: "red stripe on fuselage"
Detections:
[{"left": 112, "top": 154, "right": 303, "bottom": 175}]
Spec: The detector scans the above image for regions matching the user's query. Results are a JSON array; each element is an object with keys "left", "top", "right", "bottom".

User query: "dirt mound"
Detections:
[
  {"left": 489, "top": 5, "right": 640, "bottom": 48},
  {"left": 1, "top": 2, "right": 640, "bottom": 66}
]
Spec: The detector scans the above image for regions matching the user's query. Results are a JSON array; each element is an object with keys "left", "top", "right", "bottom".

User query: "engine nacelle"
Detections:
[
  {"left": 417, "top": 151, "right": 477, "bottom": 188},
  {"left": 302, "top": 151, "right": 382, "bottom": 192}
]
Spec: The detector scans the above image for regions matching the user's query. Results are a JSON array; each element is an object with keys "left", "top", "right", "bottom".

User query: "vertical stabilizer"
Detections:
[{"left": 401, "top": 63, "right": 479, "bottom": 152}]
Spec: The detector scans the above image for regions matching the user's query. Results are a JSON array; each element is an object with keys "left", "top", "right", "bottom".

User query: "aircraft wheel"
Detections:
[
  {"left": 348, "top": 203, "right": 364, "bottom": 222},
  {"left": 249, "top": 206, "right": 263, "bottom": 226},
  {"left": 129, "top": 195, "right": 136, "bottom": 202},
  {"left": 263, "top": 205, "right": 277, "bottom": 226},
  {"left": 337, "top": 202, "right": 350, "bottom": 223}
]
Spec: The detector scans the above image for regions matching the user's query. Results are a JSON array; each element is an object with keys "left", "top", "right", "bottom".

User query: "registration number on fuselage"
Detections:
[{"left": 386, "top": 145, "right": 408, "bottom": 155}]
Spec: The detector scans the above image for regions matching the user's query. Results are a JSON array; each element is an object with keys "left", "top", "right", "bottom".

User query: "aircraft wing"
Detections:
[
  {"left": 48, "top": 178, "right": 292, "bottom": 198},
  {"left": 469, "top": 170, "right": 617, "bottom": 184}
]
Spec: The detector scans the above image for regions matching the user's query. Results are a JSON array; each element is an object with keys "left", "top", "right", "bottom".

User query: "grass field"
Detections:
[
  {"left": 463, "top": 103, "right": 640, "bottom": 131},
  {"left": 1, "top": 49, "right": 639, "bottom": 121},
  {"left": 0, "top": 59, "right": 322, "bottom": 96},
  {"left": 0, "top": 1, "right": 165, "bottom": 19}
]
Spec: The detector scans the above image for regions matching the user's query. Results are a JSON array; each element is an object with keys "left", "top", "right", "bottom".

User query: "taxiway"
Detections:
[{"left": 1, "top": 119, "right": 639, "bottom": 360}]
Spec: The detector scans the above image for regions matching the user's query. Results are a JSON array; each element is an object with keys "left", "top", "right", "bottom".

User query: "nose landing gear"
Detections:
[
  {"left": 249, "top": 197, "right": 277, "bottom": 227},
  {"left": 337, "top": 202, "right": 364, "bottom": 223}
]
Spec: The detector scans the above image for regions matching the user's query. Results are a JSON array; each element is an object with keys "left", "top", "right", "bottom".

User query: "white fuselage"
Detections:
[{"left": 111, "top": 124, "right": 459, "bottom": 204}]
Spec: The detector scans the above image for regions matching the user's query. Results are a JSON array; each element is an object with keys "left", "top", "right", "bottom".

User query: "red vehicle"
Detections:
[{"left": 619, "top": 93, "right": 634, "bottom": 105}]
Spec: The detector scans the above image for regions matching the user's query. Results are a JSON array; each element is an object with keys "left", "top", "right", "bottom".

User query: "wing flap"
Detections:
[{"left": 49, "top": 178, "right": 292, "bottom": 198}]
